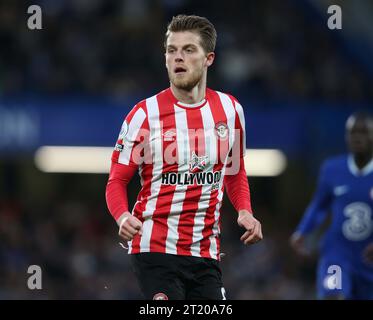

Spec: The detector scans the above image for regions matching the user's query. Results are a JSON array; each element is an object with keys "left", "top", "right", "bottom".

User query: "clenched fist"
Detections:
[
  {"left": 237, "top": 210, "right": 263, "bottom": 245},
  {"left": 289, "top": 232, "right": 311, "bottom": 257},
  {"left": 117, "top": 212, "right": 143, "bottom": 241}
]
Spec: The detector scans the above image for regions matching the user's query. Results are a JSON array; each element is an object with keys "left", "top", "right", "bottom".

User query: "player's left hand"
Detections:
[
  {"left": 363, "top": 242, "right": 373, "bottom": 265},
  {"left": 237, "top": 210, "right": 263, "bottom": 245}
]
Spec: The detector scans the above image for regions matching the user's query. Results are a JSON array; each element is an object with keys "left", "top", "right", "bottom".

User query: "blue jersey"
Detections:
[{"left": 296, "top": 154, "right": 373, "bottom": 281}]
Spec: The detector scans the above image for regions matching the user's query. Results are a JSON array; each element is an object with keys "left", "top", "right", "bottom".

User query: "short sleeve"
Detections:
[{"left": 111, "top": 103, "right": 149, "bottom": 168}]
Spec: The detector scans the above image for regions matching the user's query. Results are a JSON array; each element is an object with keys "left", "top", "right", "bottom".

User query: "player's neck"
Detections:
[
  {"left": 170, "top": 76, "right": 206, "bottom": 104},
  {"left": 353, "top": 152, "right": 373, "bottom": 169}
]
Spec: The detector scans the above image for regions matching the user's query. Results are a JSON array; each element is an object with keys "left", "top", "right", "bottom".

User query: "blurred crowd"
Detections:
[
  {"left": 0, "top": 197, "right": 315, "bottom": 300},
  {"left": 0, "top": 0, "right": 372, "bottom": 102},
  {"left": 0, "top": 196, "right": 139, "bottom": 299},
  {"left": 0, "top": 168, "right": 316, "bottom": 300}
]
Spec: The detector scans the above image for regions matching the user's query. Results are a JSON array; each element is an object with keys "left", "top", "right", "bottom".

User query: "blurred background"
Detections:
[{"left": 1, "top": 0, "right": 373, "bottom": 299}]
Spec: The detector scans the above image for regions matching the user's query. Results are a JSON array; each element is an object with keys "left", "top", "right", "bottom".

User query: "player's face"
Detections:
[
  {"left": 346, "top": 117, "right": 373, "bottom": 155},
  {"left": 165, "top": 31, "right": 214, "bottom": 91}
]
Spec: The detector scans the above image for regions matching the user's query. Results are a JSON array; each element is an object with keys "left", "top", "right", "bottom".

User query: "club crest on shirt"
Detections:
[
  {"left": 215, "top": 121, "right": 228, "bottom": 139},
  {"left": 189, "top": 151, "right": 208, "bottom": 173},
  {"left": 153, "top": 292, "right": 168, "bottom": 300}
]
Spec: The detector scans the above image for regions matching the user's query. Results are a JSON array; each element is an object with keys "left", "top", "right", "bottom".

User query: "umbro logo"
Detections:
[{"left": 162, "top": 129, "right": 176, "bottom": 142}]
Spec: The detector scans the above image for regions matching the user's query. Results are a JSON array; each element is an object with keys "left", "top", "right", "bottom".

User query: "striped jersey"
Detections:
[{"left": 111, "top": 88, "right": 246, "bottom": 260}]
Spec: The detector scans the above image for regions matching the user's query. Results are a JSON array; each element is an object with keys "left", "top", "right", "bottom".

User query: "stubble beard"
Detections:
[{"left": 169, "top": 68, "right": 203, "bottom": 91}]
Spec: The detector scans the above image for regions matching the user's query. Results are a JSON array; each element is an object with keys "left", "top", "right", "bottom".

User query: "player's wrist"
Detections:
[
  {"left": 116, "top": 211, "right": 131, "bottom": 226},
  {"left": 238, "top": 209, "right": 253, "bottom": 216},
  {"left": 292, "top": 231, "right": 305, "bottom": 238}
]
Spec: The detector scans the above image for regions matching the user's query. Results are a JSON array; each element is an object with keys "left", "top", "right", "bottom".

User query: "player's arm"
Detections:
[
  {"left": 105, "top": 104, "right": 148, "bottom": 241},
  {"left": 225, "top": 95, "right": 263, "bottom": 245},
  {"left": 225, "top": 157, "right": 263, "bottom": 245},
  {"left": 106, "top": 162, "right": 143, "bottom": 240},
  {"left": 290, "top": 161, "right": 332, "bottom": 256}
]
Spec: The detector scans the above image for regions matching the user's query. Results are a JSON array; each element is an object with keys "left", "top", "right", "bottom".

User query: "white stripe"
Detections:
[
  {"left": 139, "top": 95, "right": 163, "bottom": 252},
  {"left": 165, "top": 106, "right": 189, "bottom": 255},
  {"left": 190, "top": 204, "right": 210, "bottom": 257},
  {"left": 190, "top": 102, "right": 218, "bottom": 258},
  {"left": 202, "top": 102, "right": 218, "bottom": 167},
  {"left": 118, "top": 108, "right": 146, "bottom": 165},
  {"left": 210, "top": 93, "right": 238, "bottom": 257},
  {"left": 209, "top": 228, "right": 218, "bottom": 259}
]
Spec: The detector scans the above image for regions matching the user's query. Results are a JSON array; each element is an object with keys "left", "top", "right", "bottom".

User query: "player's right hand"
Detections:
[
  {"left": 117, "top": 212, "right": 143, "bottom": 241},
  {"left": 289, "top": 232, "right": 311, "bottom": 257}
]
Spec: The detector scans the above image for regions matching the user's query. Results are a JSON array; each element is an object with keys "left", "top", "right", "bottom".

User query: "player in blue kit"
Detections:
[{"left": 290, "top": 112, "right": 373, "bottom": 300}]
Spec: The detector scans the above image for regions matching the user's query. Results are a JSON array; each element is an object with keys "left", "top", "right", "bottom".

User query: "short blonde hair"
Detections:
[{"left": 165, "top": 14, "right": 217, "bottom": 53}]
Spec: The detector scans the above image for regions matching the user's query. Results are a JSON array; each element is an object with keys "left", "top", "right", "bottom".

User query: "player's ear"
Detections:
[{"left": 206, "top": 52, "right": 215, "bottom": 67}]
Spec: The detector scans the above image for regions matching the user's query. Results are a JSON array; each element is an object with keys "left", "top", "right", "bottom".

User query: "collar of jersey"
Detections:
[
  {"left": 167, "top": 88, "right": 208, "bottom": 109},
  {"left": 176, "top": 99, "right": 207, "bottom": 109},
  {"left": 348, "top": 154, "right": 373, "bottom": 176}
]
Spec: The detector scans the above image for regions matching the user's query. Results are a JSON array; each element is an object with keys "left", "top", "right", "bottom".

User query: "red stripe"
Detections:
[
  {"left": 176, "top": 107, "right": 205, "bottom": 256},
  {"left": 149, "top": 91, "right": 178, "bottom": 253}
]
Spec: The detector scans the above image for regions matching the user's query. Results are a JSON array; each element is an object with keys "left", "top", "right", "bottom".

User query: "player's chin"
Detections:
[
  {"left": 171, "top": 74, "right": 201, "bottom": 90},
  {"left": 349, "top": 143, "right": 367, "bottom": 154},
  {"left": 172, "top": 79, "right": 192, "bottom": 90}
]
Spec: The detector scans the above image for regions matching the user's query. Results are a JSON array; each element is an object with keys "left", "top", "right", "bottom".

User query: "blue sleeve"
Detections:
[{"left": 295, "top": 161, "right": 332, "bottom": 235}]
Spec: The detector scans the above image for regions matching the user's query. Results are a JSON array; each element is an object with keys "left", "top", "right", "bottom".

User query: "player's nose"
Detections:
[{"left": 174, "top": 51, "right": 184, "bottom": 62}]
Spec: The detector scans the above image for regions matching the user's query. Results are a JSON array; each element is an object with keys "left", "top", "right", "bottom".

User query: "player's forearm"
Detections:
[
  {"left": 296, "top": 206, "right": 328, "bottom": 235},
  {"left": 296, "top": 189, "right": 331, "bottom": 234},
  {"left": 105, "top": 162, "right": 137, "bottom": 222},
  {"left": 224, "top": 157, "right": 253, "bottom": 213},
  {"left": 296, "top": 163, "right": 331, "bottom": 235},
  {"left": 106, "top": 179, "right": 129, "bottom": 221}
]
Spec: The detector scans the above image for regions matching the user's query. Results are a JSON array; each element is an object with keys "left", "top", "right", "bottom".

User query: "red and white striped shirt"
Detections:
[{"left": 107, "top": 88, "right": 252, "bottom": 260}]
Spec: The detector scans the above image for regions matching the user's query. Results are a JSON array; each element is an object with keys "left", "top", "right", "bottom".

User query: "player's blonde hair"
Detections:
[{"left": 165, "top": 14, "right": 217, "bottom": 54}]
